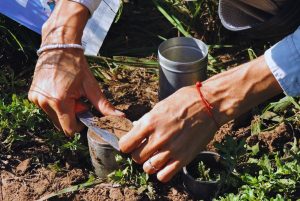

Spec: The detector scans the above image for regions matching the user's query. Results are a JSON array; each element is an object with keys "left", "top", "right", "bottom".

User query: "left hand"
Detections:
[{"left": 119, "top": 86, "right": 218, "bottom": 182}]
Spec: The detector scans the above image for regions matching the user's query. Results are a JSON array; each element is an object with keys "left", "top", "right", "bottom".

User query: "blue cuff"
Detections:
[{"left": 264, "top": 26, "right": 300, "bottom": 97}]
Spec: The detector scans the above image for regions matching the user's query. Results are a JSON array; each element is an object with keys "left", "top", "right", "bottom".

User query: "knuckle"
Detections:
[
  {"left": 51, "top": 99, "right": 62, "bottom": 110},
  {"left": 38, "top": 97, "right": 49, "bottom": 108},
  {"left": 28, "top": 91, "right": 37, "bottom": 103},
  {"left": 141, "top": 113, "right": 156, "bottom": 131}
]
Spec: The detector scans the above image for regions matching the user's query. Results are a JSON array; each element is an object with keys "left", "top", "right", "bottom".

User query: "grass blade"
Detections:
[{"left": 152, "top": 0, "right": 191, "bottom": 37}]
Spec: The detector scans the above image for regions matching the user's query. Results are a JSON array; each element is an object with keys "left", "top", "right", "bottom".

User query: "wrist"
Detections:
[
  {"left": 41, "top": 0, "right": 89, "bottom": 45},
  {"left": 202, "top": 55, "right": 282, "bottom": 126}
]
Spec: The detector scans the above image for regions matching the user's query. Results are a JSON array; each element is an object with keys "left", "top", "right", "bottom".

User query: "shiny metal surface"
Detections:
[
  {"left": 158, "top": 37, "right": 208, "bottom": 100},
  {"left": 77, "top": 111, "right": 120, "bottom": 151}
]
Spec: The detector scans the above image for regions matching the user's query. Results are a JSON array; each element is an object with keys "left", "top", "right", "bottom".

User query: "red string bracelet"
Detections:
[{"left": 195, "top": 81, "right": 219, "bottom": 128}]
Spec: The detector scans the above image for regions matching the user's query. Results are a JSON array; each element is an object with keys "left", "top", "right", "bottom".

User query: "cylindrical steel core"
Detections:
[
  {"left": 158, "top": 37, "right": 208, "bottom": 100},
  {"left": 87, "top": 129, "right": 119, "bottom": 178}
]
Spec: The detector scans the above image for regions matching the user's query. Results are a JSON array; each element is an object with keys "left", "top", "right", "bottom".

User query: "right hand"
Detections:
[{"left": 28, "top": 49, "right": 124, "bottom": 136}]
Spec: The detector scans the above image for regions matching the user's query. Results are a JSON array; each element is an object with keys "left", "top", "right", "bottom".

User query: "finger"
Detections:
[
  {"left": 143, "top": 150, "right": 172, "bottom": 175},
  {"left": 28, "top": 90, "right": 61, "bottom": 130},
  {"left": 157, "top": 159, "right": 181, "bottom": 183},
  {"left": 28, "top": 90, "right": 39, "bottom": 106},
  {"left": 38, "top": 97, "right": 62, "bottom": 131},
  {"left": 84, "top": 80, "right": 124, "bottom": 117},
  {"left": 50, "top": 99, "right": 84, "bottom": 137},
  {"left": 131, "top": 126, "right": 180, "bottom": 164},
  {"left": 131, "top": 134, "right": 165, "bottom": 164},
  {"left": 119, "top": 114, "right": 155, "bottom": 153}
]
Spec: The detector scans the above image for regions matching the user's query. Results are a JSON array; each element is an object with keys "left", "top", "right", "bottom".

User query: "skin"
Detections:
[
  {"left": 119, "top": 56, "right": 282, "bottom": 182},
  {"left": 29, "top": 0, "right": 283, "bottom": 182},
  {"left": 28, "top": 0, "right": 124, "bottom": 136}
]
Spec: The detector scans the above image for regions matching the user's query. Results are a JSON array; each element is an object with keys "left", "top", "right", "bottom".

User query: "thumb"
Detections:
[{"left": 85, "top": 81, "right": 124, "bottom": 116}]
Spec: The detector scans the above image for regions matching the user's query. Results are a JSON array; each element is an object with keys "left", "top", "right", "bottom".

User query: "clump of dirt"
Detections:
[
  {"left": 89, "top": 116, "right": 133, "bottom": 143},
  {"left": 247, "top": 123, "right": 294, "bottom": 152}
]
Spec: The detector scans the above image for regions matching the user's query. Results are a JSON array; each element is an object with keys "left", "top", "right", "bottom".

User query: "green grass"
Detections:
[
  {"left": 0, "top": 2, "right": 299, "bottom": 200},
  {"left": 152, "top": 0, "right": 219, "bottom": 42}
]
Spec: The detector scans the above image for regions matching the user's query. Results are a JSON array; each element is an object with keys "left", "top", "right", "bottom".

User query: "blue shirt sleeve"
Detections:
[{"left": 264, "top": 26, "right": 300, "bottom": 97}]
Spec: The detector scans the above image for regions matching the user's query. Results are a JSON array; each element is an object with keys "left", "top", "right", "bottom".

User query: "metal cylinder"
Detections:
[
  {"left": 158, "top": 37, "right": 208, "bottom": 100},
  {"left": 87, "top": 129, "right": 119, "bottom": 178}
]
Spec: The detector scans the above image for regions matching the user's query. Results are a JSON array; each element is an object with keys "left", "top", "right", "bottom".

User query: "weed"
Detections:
[
  {"left": 0, "top": 93, "right": 88, "bottom": 158},
  {"left": 214, "top": 136, "right": 246, "bottom": 171},
  {"left": 260, "top": 96, "right": 300, "bottom": 130},
  {"left": 108, "top": 154, "right": 156, "bottom": 199},
  {"left": 196, "top": 161, "right": 220, "bottom": 182},
  {"left": 152, "top": 0, "right": 220, "bottom": 42},
  {"left": 214, "top": 133, "right": 300, "bottom": 200},
  {"left": 0, "top": 94, "right": 45, "bottom": 148},
  {"left": 37, "top": 174, "right": 102, "bottom": 201}
]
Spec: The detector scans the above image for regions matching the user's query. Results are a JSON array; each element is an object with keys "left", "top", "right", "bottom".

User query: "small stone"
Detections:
[
  {"left": 65, "top": 162, "right": 71, "bottom": 170},
  {"left": 2, "top": 160, "right": 8, "bottom": 165},
  {"left": 109, "top": 188, "right": 123, "bottom": 200},
  {"left": 16, "top": 158, "right": 31, "bottom": 174},
  {"left": 171, "top": 187, "right": 178, "bottom": 195}
]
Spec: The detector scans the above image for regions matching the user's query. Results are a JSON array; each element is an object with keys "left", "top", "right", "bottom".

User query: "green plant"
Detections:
[
  {"left": 196, "top": 161, "right": 220, "bottom": 182},
  {"left": 214, "top": 136, "right": 246, "bottom": 171},
  {"left": 108, "top": 154, "right": 156, "bottom": 199},
  {"left": 248, "top": 96, "right": 300, "bottom": 138},
  {"left": 152, "top": 0, "right": 219, "bottom": 42},
  {"left": 61, "top": 133, "right": 87, "bottom": 152},
  {"left": 214, "top": 134, "right": 300, "bottom": 200},
  {"left": 0, "top": 94, "right": 45, "bottom": 148},
  {"left": 37, "top": 174, "right": 102, "bottom": 201}
]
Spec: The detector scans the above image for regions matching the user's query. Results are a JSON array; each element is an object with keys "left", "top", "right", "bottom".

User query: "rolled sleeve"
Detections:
[
  {"left": 264, "top": 26, "right": 300, "bottom": 97},
  {"left": 69, "top": 0, "right": 101, "bottom": 15}
]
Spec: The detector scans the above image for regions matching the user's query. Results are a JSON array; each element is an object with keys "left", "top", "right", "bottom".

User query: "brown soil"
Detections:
[
  {"left": 88, "top": 116, "right": 133, "bottom": 143},
  {"left": 0, "top": 67, "right": 193, "bottom": 201},
  {"left": 1, "top": 1, "right": 298, "bottom": 201},
  {"left": 2, "top": 66, "right": 296, "bottom": 201}
]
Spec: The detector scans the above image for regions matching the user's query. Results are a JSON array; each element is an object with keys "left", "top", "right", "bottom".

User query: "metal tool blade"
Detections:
[{"left": 77, "top": 111, "right": 120, "bottom": 151}]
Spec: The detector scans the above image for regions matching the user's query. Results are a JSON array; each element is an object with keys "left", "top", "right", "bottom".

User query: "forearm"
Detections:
[
  {"left": 204, "top": 55, "right": 282, "bottom": 125},
  {"left": 41, "top": 0, "right": 90, "bottom": 45}
]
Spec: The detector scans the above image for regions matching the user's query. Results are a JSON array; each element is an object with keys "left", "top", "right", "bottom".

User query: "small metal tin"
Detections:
[
  {"left": 182, "top": 151, "right": 224, "bottom": 200},
  {"left": 87, "top": 128, "right": 119, "bottom": 178},
  {"left": 158, "top": 37, "right": 208, "bottom": 100},
  {"left": 86, "top": 116, "right": 133, "bottom": 178}
]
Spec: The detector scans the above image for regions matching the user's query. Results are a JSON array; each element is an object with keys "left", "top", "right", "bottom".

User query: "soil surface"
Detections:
[
  {"left": 0, "top": 66, "right": 194, "bottom": 201},
  {"left": 1, "top": 66, "right": 298, "bottom": 201},
  {"left": 1, "top": 1, "right": 298, "bottom": 201},
  {"left": 88, "top": 116, "right": 133, "bottom": 143}
]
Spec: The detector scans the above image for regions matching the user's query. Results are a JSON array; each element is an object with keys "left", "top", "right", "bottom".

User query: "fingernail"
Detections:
[{"left": 114, "top": 110, "right": 125, "bottom": 116}]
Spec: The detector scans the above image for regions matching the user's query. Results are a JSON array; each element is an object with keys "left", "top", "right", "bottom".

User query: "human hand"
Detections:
[
  {"left": 119, "top": 86, "right": 218, "bottom": 182},
  {"left": 28, "top": 49, "right": 124, "bottom": 136},
  {"left": 119, "top": 55, "right": 282, "bottom": 183},
  {"left": 29, "top": 1, "right": 124, "bottom": 136}
]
